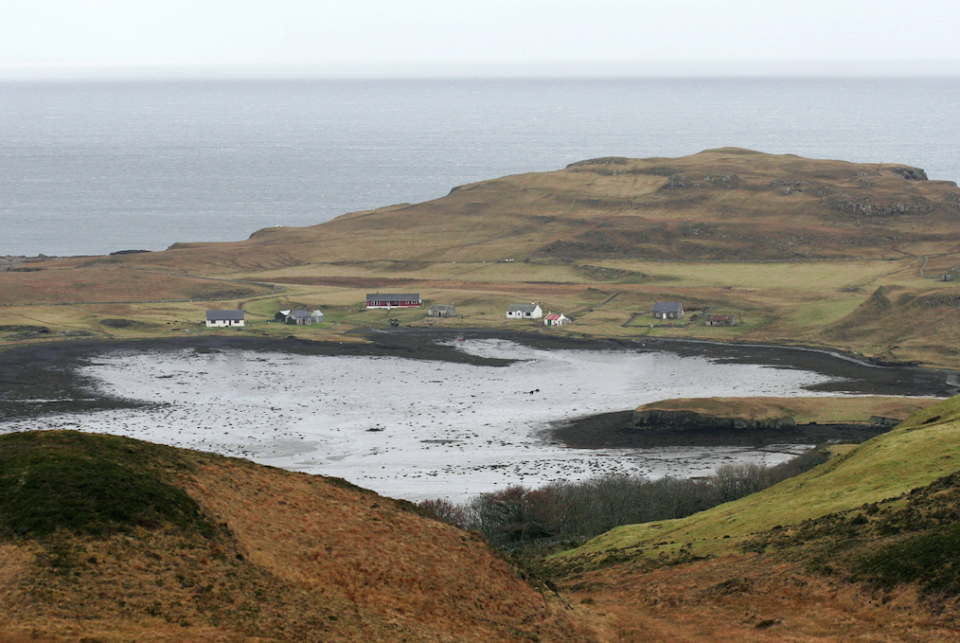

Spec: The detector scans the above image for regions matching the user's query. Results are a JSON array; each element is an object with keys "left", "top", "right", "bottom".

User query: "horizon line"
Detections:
[{"left": 2, "top": 59, "right": 960, "bottom": 82}]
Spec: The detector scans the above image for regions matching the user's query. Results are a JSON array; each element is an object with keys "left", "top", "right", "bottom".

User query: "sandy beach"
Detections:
[{"left": 3, "top": 333, "right": 924, "bottom": 503}]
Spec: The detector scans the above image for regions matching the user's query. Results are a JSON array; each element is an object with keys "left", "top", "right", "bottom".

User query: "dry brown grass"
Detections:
[
  {"left": 0, "top": 450, "right": 592, "bottom": 643},
  {"left": 559, "top": 554, "right": 960, "bottom": 643}
]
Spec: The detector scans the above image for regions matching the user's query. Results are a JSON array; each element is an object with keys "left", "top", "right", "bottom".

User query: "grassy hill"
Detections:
[
  {"left": 536, "top": 396, "right": 960, "bottom": 642},
  {"left": 559, "top": 396, "right": 960, "bottom": 563},
  {"left": 3, "top": 148, "right": 960, "bottom": 367},
  {"left": 0, "top": 431, "right": 590, "bottom": 643}
]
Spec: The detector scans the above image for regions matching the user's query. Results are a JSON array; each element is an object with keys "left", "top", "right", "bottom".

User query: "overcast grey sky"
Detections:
[{"left": 2, "top": 0, "right": 959, "bottom": 78}]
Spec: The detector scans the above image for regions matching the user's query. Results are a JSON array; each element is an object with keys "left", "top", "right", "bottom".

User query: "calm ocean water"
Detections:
[{"left": 1, "top": 77, "right": 958, "bottom": 257}]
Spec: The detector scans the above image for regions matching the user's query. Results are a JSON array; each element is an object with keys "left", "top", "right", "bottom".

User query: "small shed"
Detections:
[
  {"left": 206, "top": 310, "right": 245, "bottom": 328},
  {"left": 506, "top": 303, "right": 543, "bottom": 319},
  {"left": 274, "top": 309, "right": 291, "bottom": 322},
  {"left": 429, "top": 304, "right": 456, "bottom": 317},
  {"left": 310, "top": 310, "right": 324, "bottom": 323},
  {"left": 366, "top": 293, "right": 422, "bottom": 309},
  {"left": 286, "top": 310, "right": 312, "bottom": 325},
  {"left": 544, "top": 313, "right": 572, "bottom": 327},
  {"left": 652, "top": 302, "right": 684, "bottom": 320},
  {"left": 705, "top": 314, "right": 737, "bottom": 326}
]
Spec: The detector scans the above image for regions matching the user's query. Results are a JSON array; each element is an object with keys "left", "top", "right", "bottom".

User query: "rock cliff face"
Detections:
[{"left": 631, "top": 409, "right": 798, "bottom": 431}]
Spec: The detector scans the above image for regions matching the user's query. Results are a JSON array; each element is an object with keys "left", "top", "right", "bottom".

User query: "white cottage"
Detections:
[
  {"left": 206, "top": 310, "right": 245, "bottom": 327},
  {"left": 544, "top": 313, "right": 571, "bottom": 326},
  {"left": 506, "top": 303, "right": 543, "bottom": 319}
]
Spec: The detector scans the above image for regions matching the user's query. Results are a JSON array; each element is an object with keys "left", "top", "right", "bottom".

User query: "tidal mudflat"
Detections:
[{"left": 5, "top": 333, "right": 938, "bottom": 503}]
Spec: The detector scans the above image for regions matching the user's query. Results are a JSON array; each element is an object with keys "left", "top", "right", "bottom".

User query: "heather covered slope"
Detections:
[{"left": 0, "top": 431, "right": 591, "bottom": 643}]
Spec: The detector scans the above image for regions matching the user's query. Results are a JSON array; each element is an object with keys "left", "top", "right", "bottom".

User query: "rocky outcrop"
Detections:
[
  {"left": 661, "top": 173, "right": 742, "bottom": 190},
  {"left": 631, "top": 409, "right": 797, "bottom": 431},
  {"left": 889, "top": 166, "right": 928, "bottom": 181}
]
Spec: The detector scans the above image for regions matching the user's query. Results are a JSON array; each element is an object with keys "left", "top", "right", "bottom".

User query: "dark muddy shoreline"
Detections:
[
  {"left": 0, "top": 329, "right": 956, "bottom": 425},
  {"left": 550, "top": 410, "right": 894, "bottom": 449}
]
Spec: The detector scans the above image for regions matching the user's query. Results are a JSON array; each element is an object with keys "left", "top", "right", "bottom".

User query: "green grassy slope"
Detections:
[{"left": 558, "top": 394, "right": 960, "bottom": 564}]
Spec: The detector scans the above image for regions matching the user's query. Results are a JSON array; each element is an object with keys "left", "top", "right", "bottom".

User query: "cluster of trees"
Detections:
[{"left": 418, "top": 449, "right": 829, "bottom": 552}]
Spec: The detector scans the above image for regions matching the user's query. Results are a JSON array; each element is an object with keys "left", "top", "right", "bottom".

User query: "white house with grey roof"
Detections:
[
  {"left": 205, "top": 309, "right": 245, "bottom": 327},
  {"left": 506, "top": 303, "right": 543, "bottom": 319}
]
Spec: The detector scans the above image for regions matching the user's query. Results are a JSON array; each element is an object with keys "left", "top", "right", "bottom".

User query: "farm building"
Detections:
[
  {"left": 366, "top": 293, "right": 422, "bottom": 309},
  {"left": 544, "top": 313, "right": 572, "bottom": 326},
  {"left": 285, "top": 310, "right": 312, "bottom": 325},
  {"left": 705, "top": 314, "right": 737, "bottom": 326},
  {"left": 205, "top": 310, "right": 245, "bottom": 328},
  {"left": 506, "top": 303, "right": 543, "bottom": 319},
  {"left": 429, "top": 304, "right": 456, "bottom": 317},
  {"left": 652, "top": 302, "right": 684, "bottom": 320},
  {"left": 310, "top": 310, "right": 324, "bottom": 323}
]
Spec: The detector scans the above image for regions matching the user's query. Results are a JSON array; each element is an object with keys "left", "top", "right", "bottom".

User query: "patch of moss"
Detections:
[{"left": 0, "top": 431, "right": 214, "bottom": 539}]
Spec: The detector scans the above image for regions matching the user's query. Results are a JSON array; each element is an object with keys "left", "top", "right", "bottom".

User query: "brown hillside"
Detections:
[
  {"left": 111, "top": 147, "right": 960, "bottom": 271},
  {"left": 0, "top": 432, "right": 590, "bottom": 643}
]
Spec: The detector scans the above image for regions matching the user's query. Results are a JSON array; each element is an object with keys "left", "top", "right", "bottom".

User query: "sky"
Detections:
[{"left": 1, "top": 0, "right": 959, "bottom": 79}]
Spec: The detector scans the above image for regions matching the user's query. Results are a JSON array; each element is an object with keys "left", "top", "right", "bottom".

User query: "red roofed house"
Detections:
[
  {"left": 544, "top": 312, "right": 572, "bottom": 327},
  {"left": 366, "top": 293, "right": 422, "bottom": 309}
]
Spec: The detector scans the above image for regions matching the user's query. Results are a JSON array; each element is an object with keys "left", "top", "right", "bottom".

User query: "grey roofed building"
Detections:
[
  {"left": 286, "top": 309, "right": 312, "bottom": 324},
  {"left": 206, "top": 309, "right": 245, "bottom": 321},
  {"left": 506, "top": 303, "right": 543, "bottom": 319},
  {"left": 652, "top": 302, "right": 684, "bottom": 319},
  {"left": 205, "top": 309, "right": 245, "bottom": 327},
  {"left": 365, "top": 293, "right": 422, "bottom": 308}
]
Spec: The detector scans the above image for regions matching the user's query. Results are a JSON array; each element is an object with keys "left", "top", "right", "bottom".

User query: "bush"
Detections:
[{"left": 421, "top": 448, "right": 830, "bottom": 554}]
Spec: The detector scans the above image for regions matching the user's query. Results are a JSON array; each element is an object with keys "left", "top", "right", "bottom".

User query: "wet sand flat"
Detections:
[{"left": 0, "top": 331, "right": 953, "bottom": 503}]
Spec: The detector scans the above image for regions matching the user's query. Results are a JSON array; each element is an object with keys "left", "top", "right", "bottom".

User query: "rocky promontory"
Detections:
[{"left": 631, "top": 408, "right": 798, "bottom": 431}]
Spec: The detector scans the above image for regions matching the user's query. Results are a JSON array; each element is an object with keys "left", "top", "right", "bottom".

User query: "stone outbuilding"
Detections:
[
  {"left": 705, "top": 314, "right": 737, "bottom": 326},
  {"left": 429, "top": 304, "right": 456, "bottom": 317}
]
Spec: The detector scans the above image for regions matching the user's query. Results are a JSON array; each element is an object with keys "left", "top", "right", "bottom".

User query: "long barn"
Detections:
[{"left": 366, "top": 293, "right": 422, "bottom": 309}]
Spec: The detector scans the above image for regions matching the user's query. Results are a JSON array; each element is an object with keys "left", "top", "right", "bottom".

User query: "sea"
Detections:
[{"left": 1, "top": 76, "right": 958, "bottom": 258}]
